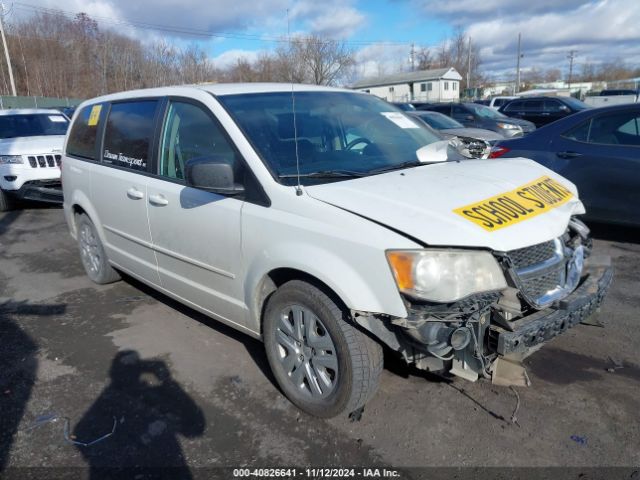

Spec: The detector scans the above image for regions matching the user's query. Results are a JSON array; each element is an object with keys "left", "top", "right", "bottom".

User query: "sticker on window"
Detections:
[
  {"left": 381, "top": 112, "right": 420, "bottom": 129},
  {"left": 88, "top": 105, "right": 102, "bottom": 126},
  {"left": 48, "top": 115, "right": 67, "bottom": 123},
  {"left": 104, "top": 150, "right": 146, "bottom": 169}
]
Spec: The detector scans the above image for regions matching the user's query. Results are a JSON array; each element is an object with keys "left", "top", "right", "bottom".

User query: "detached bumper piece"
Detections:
[
  {"left": 492, "top": 262, "right": 613, "bottom": 356},
  {"left": 15, "top": 180, "right": 63, "bottom": 204}
]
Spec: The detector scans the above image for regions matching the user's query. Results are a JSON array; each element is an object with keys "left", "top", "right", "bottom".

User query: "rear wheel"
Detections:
[
  {"left": 0, "top": 188, "right": 16, "bottom": 212},
  {"left": 263, "top": 280, "right": 383, "bottom": 418},
  {"left": 76, "top": 213, "right": 120, "bottom": 284}
]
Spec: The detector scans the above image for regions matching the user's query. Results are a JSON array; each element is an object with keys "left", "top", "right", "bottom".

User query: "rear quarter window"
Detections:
[
  {"left": 102, "top": 100, "right": 158, "bottom": 171},
  {"left": 66, "top": 104, "right": 105, "bottom": 159},
  {"left": 504, "top": 101, "right": 524, "bottom": 112}
]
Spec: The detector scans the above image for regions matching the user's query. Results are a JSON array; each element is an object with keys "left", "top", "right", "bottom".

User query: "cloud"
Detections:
[
  {"left": 412, "top": 0, "right": 640, "bottom": 76},
  {"left": 354, "top": 43, "right": 412, "bottom": 78},
  {"left": 290, "top": 0, "right": 366, "bottom": 38},
  {"left": 211, "top": 49, "right": 263, "bottom": 69}
]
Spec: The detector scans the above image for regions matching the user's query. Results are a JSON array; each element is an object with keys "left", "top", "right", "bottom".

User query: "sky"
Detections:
[{"left": 9, "top": 0, "right": 640, "bottom": 82}]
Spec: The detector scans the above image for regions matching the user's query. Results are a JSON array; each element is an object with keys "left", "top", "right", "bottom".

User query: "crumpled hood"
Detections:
[
  {"left": 0, "top": 135, "right": 65, "bottom": 155},
  {"left": 306, "top": 158, "right": 585, "bottom": 252}
]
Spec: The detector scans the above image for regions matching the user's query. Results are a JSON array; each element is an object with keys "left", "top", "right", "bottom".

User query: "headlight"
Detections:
[
  {"left": 496, "top": 122, "right": 521, "bottom": 130},
  {"left": 0, "top": 155, "right": 23, "bottom": 164},
  {"left": 386, "top": 249, "right": 507, "bottom": 302}
]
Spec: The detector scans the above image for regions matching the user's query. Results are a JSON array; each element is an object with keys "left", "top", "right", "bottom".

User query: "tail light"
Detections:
[{"left": 488, "top": 146, "right": 510, "bottom": 158}]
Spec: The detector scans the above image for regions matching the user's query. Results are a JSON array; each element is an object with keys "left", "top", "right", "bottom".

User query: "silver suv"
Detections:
[{"left": 62, "top": 84, "right": 612, "bottom": 418}]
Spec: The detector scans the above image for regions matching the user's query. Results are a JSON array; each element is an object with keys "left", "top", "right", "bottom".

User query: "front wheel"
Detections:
[
  {"left": 0, "top": 188, "right": 16, "bottom": 212},
  {"left": 263, "top": 280, "right": 383, "bottom": 418}
]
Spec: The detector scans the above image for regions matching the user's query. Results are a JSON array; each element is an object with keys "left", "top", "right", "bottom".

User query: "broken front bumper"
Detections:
[{"left": 491, "top": 259, "right": 613, "bottom": 356}]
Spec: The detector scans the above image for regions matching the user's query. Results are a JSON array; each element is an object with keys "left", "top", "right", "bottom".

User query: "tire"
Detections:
[
  {"left": 76, "top": 213, "right": 120, "bottom": 284},
  {"left": 263, "top": 280, "right": 383, "bottom": 418},
  {"left": 0, "top": 188, "right": 16, "bottom": 212}
]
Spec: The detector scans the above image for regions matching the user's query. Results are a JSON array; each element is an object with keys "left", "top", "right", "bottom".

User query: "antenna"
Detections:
[{"left": 287, "top": 8, "right": 303, "bottom": 196}]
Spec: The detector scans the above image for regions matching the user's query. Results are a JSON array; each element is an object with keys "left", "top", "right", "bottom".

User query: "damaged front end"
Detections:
[{"left": 354, "top": 218, "right": 613, "bottom": 384}]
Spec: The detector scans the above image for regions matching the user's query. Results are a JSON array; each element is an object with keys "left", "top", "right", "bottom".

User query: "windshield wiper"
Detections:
[
  {"left": 279, "top": 170, "right": 368, "bottom": 179},
  {"left": 367, "top": 160, "right": 424, "bottom": 175}
]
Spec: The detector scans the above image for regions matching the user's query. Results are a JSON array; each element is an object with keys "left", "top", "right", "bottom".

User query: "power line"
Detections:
[{"left": 12, "top": 2, "right": 416, "bottom": 47}]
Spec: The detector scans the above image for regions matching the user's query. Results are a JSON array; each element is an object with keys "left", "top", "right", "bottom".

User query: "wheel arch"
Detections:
[{"left": 244, "top": 245, "right": 408, "bottom": 335}]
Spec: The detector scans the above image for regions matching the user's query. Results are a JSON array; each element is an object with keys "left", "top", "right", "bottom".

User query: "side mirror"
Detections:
[
  {"left": 185, "top": 157, "right": 245, "bottom": 195},
  {"left": 465, "top": 115, "right": 475, "bottom": 122},
  {"left": 559, "top": 105, "right": 570, "bottom": 112}
]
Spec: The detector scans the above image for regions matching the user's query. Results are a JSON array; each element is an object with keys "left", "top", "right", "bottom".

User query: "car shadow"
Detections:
[{"left": 0, "top": 303, "right": 44, "bottom": 469}]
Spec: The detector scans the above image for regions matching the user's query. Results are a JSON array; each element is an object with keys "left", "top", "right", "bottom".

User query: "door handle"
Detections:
[
  {"left": 556, "top": 151, "right": 583, "bottom": 159},
  {"left": 148, "top": 194, "right": 169, "bottom": 206},
  {"left": 126, "top": 187, "right": 144, "bottom": 200}
]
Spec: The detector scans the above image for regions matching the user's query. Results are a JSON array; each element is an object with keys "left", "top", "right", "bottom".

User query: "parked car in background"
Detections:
[
  {"left": 488, "top": 96, "right": 516, "bottom": 110},
  {"left": 418, "top": 102, "right": 535, "bottom": 137},
  {"left": 391, "top": 102, "right": 416, "bottom": 111},
  {"left": 410, "top": 101, "right": 433, "bottom": 110},
  {"left": 0, "top": 109, "right": 69, "bottom": 211},
  {"left": 600, "top": 89, "right": 638, "bottom": 96},
  {"left": 489, "top": 103, "right": 640, "bottom": 226},
  {"left": 408, "top": 110, "right": 503, "bottom": 158},
  {"left": 498, "top": 96, "right": 590, "bottom": 128},
  {"left": 585, "top": 91, "right": 638, "bottom": 108}
]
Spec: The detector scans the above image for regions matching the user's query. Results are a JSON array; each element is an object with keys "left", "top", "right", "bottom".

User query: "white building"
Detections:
[{"left": 352, "top": 68, "right": 462, "bottom": 103}]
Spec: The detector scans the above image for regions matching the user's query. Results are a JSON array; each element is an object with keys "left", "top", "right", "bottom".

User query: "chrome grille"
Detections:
[
  {"left": 26, "top": 154, "right": 61, "bottom": 168},
  {"left": 506, "top": 238, "right": 583, "bottom": 308},
  {"left": 509, "top": 240, "right": 557, "bottom": 270}
]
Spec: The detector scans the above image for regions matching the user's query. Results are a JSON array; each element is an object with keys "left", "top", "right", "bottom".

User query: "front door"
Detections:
[
  {"left": 146, "top": 99, "right": 247, "bottom": 327},
  {"left": 550, "top": 109, "right": 640, "bottom": 224}
]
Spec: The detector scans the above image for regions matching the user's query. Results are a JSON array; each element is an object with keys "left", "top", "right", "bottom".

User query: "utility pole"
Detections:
[
  {"left": 467, "top": 36, "right": 472, "bottom": 96},
  {"left": 0, "top": 2, "right": 16, "bottom": 96},
  {"left": 515, "top": 33, "right": 522, "bottom": 94},
  {"left": 409, "top": 43, "right": 415, "bottom": 71},
  {"left": 567, "top": 50, "right": 577, "bottom": 91}
]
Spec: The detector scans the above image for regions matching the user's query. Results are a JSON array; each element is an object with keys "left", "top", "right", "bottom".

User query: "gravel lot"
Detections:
[{"left": 1, "top": 206, "right": 639, "bottom": 476}]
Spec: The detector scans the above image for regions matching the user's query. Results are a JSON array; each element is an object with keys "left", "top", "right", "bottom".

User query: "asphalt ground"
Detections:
[{"left": 1, "top": 206, "right": 639, "bottom": 478}]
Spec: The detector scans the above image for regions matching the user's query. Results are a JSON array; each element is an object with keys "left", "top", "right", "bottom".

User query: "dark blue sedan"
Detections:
[{"left": 490, "top": 103, "right": 640, "bottom": 226}]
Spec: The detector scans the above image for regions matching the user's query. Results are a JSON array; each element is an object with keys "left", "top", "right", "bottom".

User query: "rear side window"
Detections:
[
  {"left": 67, "top": 104, "right": 105, "bottom": 159},
  {"left": 103, "top": 101, "right": 158, "bottom": 171},
  {"left": 544, "top": 100, "right": 563, "bottom": 113},
  {"left": 523, "top": 100, "right": 543, "bottom": 111},
  {"left": 504, "top": 101, "right": 523, "bottom": 111},
  {"left": 562, "top": 120, "right": 591, "bottom": 142}
]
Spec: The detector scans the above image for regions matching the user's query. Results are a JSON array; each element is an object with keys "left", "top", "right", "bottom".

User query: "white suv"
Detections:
[
  {"left": 62, "top": 84, "right": 612, "bottom": 418},
  {"left": 0, "top": 109, "right": 69, "bottom": 211}
]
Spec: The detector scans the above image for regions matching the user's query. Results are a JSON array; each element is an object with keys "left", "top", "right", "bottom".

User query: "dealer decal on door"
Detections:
[{"left": 454, "top": 176, "right": 574, "bottom": 231}]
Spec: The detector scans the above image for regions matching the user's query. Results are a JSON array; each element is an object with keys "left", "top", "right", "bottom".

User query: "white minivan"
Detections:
[{"left": 62, "top": 84, "right": 612, "bottom": 418}]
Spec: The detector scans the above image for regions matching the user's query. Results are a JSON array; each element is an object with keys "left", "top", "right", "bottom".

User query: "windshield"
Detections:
[
  {"left": 563, "top": 97, "right": 590, "bottom": 110},
  {"left": 465, "top": 104, "right": 508, "bottom": 119},
  {"left": 414, "top": 112, "right": 463, "bottom": 129},
  {"left": 0, "top": 113, "right": 69, "bottom": 139},
  {"left": 218, "top": 91, "right": 442, "bottom": 184}
]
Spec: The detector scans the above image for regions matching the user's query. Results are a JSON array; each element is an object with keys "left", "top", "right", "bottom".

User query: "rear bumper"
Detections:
[
  {"left": 12, "top": 180, "right": 63, "bottom": 204},
  {"left": 492, "top": 259, "right": 613, "bottom": 356}
]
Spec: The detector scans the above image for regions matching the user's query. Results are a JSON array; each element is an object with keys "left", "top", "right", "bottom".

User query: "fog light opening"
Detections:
[{"left": 450, "top": 327, "right": 472, "bottom": 351}]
